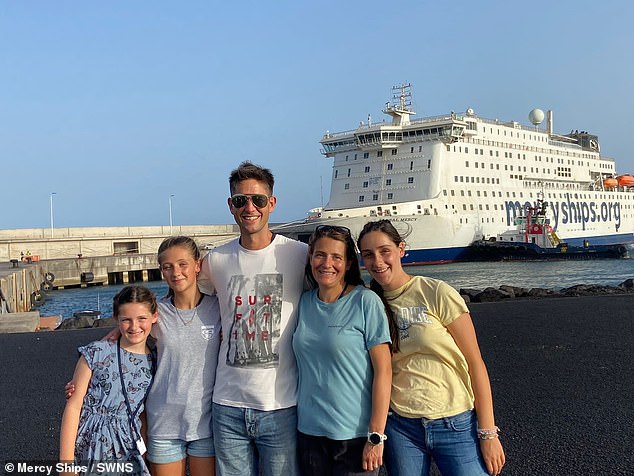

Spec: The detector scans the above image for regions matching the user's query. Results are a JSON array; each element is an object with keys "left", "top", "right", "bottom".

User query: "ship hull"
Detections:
[{"left": 273, "top": 212, "right": 634, "bottom": 266}]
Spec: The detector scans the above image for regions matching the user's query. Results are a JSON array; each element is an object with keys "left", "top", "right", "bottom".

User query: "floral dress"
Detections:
[{"left": 75, "top": 340, "right": 153, "bottom": 476}]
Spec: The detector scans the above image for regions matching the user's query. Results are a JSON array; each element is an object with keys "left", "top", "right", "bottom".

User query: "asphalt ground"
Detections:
[{"left": 1, "top": 295, "right": 633, "bottom": 475}]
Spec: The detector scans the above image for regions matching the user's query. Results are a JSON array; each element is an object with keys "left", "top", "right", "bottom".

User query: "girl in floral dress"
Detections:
[{"left": 59, "top": 285, "right": 158, "bottom": 475}]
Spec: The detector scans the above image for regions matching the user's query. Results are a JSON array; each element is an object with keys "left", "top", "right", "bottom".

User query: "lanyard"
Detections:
[{"left": 117, "top": 337, "right": 154, "bottom": 440}]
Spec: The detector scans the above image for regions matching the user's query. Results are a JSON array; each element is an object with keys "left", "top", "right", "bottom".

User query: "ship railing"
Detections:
[
  {"left": 476, "top": 116, "right": 548, "bottom": 133},
  {"left": 323, "top": 114, "right": 460, "bottom": 140}
]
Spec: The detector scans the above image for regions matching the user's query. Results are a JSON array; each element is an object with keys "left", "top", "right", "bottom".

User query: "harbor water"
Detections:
[{"left": 36, "top": 258, "right": 634, "bottom": 320}]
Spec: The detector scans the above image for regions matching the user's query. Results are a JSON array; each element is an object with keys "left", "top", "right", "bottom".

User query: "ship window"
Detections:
[
  {"left": 372, "top": 194, "right": 378, "bottom": 200},
  {"left": 468, "top": 191, "right": 472, "bottom": 196},
  {"left": 387, "top": 164, "right": 393, "bottom": 170},
  {"left": 454, "top": 176, "right": 458, "bottom": 182},
  {"left": 470, "top": 204, "right": 474, "bottom": 210},
  {"left": 465, "top": 161, "right": 469, "bottom": 167},
  {"left": 461, "top": 190, "right": 465, "bottom": 196},
  {"left": 477, "top": 191, "right": 481, "bottom": 197},
  {"left": 475, "top": 149, "right": 479, "bottom": 155},
  {"left": 387, "top": 193, "right": 393, "bottom": 199},
  {"left": 410, "top": 147, "right": 414, "bottom": 153},
  {"left": 345, "top": 155, "right": 349, "bottom": 161},
  {"left": 335, "top": 170, "right": 338, "bottom": 178},
  {"left": 344, "top": 183, "right": 349, "bottom": 190},
  {"left": 408, "top": 177, "right": 414, "bottom": 184},
  {"left": 363, "top": 181, "right": 369, "bottom": 188},
  {"left": 364, "top": 166, "right": 370, "bottom": 173},
  {"left": 463, "top": 204, "right": 467, "bottom": 210},
  {"left": 386, "top": 179, "right": 392, "bottom": 186},
  {"left": 354, "top": 154, "right": 357, "bottom": 160},
  {"left": 377, "top": 151, "right": 383, "bottom": 157},
  {"left": 347, "top": 168, "right": 351, "bottom": 177},
  {"left": 451, "top": 190, "right": 455, "bottom": 196},
  {"left": 391, "top": 149, "right": 397, "bottom": 155},
  {"left": 428, "top": 159, "right": 431, "bottom": 169},
  {"left": 359, "top": 196, "right": 365, "bottom": 202},
  {"left": 465, "top": 147, "right": 469, "bottom": 153},
  {"left": 475, "top": 162, "right": 478, "bottom": 168},
  {"left": 410, "top": 161, "right": 414, "bottom": 170},
  {"left": 443, "top": 190, "right": 448, "bottom": 196},
  {"left": 363, "top": 152, "right": 369, "bottom": 159},
  {"left": 419, "top": 146, "right": 422, "bottom": 152}
]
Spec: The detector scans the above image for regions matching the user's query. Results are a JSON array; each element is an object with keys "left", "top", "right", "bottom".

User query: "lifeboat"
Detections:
[
  {"left": 617, "top": 174, "right": 634, "bottom": 186},
  {"left": 603, "top": 178, "right": 618, "bottom": 188}
]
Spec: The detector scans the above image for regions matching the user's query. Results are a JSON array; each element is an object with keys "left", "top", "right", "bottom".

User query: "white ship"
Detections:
[{"left": 274, "top": 84, "right": 634, "bottom": 264}]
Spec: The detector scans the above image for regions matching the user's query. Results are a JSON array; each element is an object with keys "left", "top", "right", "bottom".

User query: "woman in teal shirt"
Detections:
[{"left": 292, "top": 225, "right": 392, "bottom": 476}]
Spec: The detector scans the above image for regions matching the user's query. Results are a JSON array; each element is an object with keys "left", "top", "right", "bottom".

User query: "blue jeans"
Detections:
[
  {"left": 213, "top": 403, "right": 300, "bottom": 476},
  {"left": 384, "top": 409, "right": 488, "bottom": 476}
]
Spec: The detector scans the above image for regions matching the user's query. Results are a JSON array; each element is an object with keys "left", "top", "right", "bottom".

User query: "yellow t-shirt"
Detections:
[{"left": 385, "top": 276, "right": 474, "bottom": 419}]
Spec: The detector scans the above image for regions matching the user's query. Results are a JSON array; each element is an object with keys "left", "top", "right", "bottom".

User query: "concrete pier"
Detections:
[
  {"left": 0, "top": 223, "right": 241, "bottom": 332},
  {"left": 0, "top": 224, "right": 239, "bottom": 261}
]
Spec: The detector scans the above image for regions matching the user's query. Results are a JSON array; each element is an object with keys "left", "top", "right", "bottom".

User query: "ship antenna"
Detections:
[{"left": 383, "top": 82, "right": 415, "bottom": 126}]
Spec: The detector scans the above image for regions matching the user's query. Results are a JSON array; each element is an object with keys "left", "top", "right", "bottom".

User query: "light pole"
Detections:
[
  {"left": 169, "top": 194, "right": 174, "bottom": 235},
  {"left": 50, "top": 192, "right": 57, "bottom": 238}
]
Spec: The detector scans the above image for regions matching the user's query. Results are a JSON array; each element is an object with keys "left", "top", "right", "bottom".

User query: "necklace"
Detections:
[{"left": 172, "top": 297, "right": 199, "bottom": 326}]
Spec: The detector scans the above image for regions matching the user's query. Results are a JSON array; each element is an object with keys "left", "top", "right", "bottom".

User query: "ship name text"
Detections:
[{"left": 505, "top": 193, "right": 621, "bottom": 231}]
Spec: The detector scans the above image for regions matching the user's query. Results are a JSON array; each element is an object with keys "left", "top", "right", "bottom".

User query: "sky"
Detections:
[{"left": 1, "top": 0, "right": 633, "bottom": 229}]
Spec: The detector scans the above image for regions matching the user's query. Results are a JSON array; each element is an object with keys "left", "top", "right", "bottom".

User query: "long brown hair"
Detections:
[{"left": 358, "top": 219, "right": 403, "bottom": 352}]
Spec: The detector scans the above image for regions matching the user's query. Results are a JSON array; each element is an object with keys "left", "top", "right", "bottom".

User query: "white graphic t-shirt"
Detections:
[{"left": 199, "top": 234, "right": 308, "bottom": 411}]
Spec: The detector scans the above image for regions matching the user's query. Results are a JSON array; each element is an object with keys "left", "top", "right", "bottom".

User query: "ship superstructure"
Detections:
[{"left": 274, "top": 84, "right": 634, "bottom": 264}]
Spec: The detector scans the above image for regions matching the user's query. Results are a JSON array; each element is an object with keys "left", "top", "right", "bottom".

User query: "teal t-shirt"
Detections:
[{"left": 292, "top": 285, "right": 391, "bottom": 440}]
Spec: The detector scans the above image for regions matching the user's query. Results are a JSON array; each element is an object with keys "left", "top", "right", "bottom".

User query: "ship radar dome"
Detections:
[
  {"left": 466, "top": 108, "right": 475, "bottom": 116},
  {"left": 529, "top": 108, "right": 545, "bottom": 126}
]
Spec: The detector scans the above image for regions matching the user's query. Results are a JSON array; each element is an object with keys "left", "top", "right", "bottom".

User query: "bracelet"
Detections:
[{"left": 477, "top": 426, "right": 500, "bottom": 439}]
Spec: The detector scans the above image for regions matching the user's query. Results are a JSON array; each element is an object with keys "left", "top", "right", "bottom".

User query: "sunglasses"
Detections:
[
  {"left": 230, "top": 194, "right": 270, "bottom": 209},
  {"left": 315, "top": 225, "right": 351, "bottom": 235}
]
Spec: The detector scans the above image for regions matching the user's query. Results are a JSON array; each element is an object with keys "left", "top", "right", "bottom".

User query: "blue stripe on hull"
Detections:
[
  {"left": 400, "top": 247, "right": 472, "bottom": 265},
  {"left": 398, "top": 233, "right": 634, "bottom": 265}
]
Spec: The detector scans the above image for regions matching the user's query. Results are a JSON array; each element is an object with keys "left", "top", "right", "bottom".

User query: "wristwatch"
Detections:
[{"left": 367, "top": 432, "right": 388, "bottom": 445}]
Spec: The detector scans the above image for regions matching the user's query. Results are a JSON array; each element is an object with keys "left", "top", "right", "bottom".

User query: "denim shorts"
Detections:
[{"left": 147, "top": 436, "right": 215, "bottom": 464}]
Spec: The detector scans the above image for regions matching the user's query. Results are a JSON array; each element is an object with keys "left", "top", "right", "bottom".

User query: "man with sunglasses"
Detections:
[{"left": 199, "top": 161, "right": 308, "bottom": 476}]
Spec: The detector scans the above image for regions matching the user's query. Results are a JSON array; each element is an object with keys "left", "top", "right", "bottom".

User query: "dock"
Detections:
[{"left": 0, "top": 224, "right": 240, "bottom": 332}]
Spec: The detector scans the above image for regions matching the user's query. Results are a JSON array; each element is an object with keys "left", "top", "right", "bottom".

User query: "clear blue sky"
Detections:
[{"left": 1, "top": 0, "right": 633, "bottom": 229}]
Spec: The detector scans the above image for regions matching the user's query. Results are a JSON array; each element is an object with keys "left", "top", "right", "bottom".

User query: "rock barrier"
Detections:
[{"left": 460, "top": 279, "right": 634, "bottom": 303}]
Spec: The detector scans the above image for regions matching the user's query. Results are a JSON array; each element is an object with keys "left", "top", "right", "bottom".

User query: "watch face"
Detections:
[{"left": 369, "top": 433, "right": 381, "bottom": 445}]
